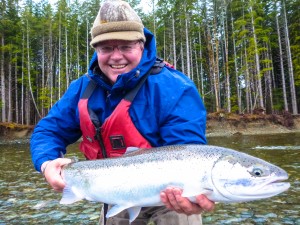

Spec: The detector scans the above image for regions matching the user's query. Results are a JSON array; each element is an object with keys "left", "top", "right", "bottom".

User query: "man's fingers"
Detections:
[
  {"left": 195, "top": 195, "right": 215, "bottom": 212},
  {"left": 44, "top": 158, "right": 73, "bottom": 192},
  {"left": 160, "top": 191, "right": 172, "bottom": 209},
  {"left": 57, "top": 158, "right": 73, "bottom": 167},
  {"left": 160, "top": 188, "right": 183, "bottom": 213},
  {"left": 165, "top": 188, "right": 184, "bottom": 212},
  {"left": 161, "top": 188, "right": 216, "bottom": 215},
  {"left": 173, "top": 189, "right": 206, "bottom": 215}
]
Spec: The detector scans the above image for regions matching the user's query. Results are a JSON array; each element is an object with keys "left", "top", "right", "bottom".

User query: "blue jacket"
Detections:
[{"left": 30, "top": 28, "right": 207, "bottom": 172}]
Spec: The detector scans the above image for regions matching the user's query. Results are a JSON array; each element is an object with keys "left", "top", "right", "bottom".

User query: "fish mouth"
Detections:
[
  {"left": 225, "top": 176, "right": 290, "bottom": 200},
  {"left": 253, "top": 177, "right": 290, "bottom": 196}
]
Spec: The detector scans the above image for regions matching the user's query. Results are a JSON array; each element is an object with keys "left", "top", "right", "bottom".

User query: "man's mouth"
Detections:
[{"left": 111, "top": 64, "right": 127, "bottom": 69}]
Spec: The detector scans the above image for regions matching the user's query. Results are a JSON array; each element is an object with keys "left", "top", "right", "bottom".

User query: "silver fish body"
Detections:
[{"left": 60, "top": 144, "right": 290, "bottom": 222}]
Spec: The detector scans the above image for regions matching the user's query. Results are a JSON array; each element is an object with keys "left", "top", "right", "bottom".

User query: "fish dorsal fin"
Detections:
[{"left": 60, "top": 186, "right": 83, "bottom": 204}]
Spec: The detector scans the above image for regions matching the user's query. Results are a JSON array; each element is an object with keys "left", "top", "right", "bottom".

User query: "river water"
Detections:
[{"left": 0, "top": 133, "right": 299, "bottom": 225}]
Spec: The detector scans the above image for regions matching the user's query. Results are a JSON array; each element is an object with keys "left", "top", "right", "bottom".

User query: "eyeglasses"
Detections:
[{"left": 96, "top": 41, "right": 141, "bottom": 55}]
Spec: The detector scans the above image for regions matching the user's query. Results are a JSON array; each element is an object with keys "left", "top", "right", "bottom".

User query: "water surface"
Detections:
[{"left": 0, "top": 133, "right": 299, "bottom": 224}]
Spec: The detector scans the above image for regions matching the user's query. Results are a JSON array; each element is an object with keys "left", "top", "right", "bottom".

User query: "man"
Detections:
[{"left": 30, "top": 0, "right": 215, "bottom": 224}]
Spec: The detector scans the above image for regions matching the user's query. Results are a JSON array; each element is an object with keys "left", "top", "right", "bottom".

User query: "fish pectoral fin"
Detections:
[
  {"left": 183, "top": 188, "right": 214, "bottom": 203},
  {"left": 182, "top": 186, "right": 213, "bottom": 199},
  {"left": 200, "top": 188, "right": 214, "bottom": 196},
  {"left": 127, "top": 206, "right": 142, "bottom": 223},
  {"left": 125, "top": 147, "right": 139, "bottom": 154},
  {"left": 181, "top": 184, "right": 203, "bottom": 198},
  {"left": 60, "top": 186, "right": 83, "bottom": 204}
]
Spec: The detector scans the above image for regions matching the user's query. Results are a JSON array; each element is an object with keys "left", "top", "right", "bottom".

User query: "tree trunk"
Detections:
[
  {"left": 172, "top": 12, "right": 176, "bottom": 69},
  {"left": 42, "top": 32, "right": 45, "bottom": 117},
  {"left": 275, "top": 2, "right": 288, "bottom": 112},
  {"left": 49, "top": 20, "right": 53, "bottom": 108},
  {"left": 65, "top": 26, "right": 69, "bottom": 88},
  {"left": 1, "top": 35, "right": 6, "bottom": 122},
  {"left": 184, "top": 3, "right": 191, "bottom": 78},
  {"left": 76, "top": 24, "right": 80, "bottom": 78},
  {"left": 250, "top": 4, "right": 264, "bottom": 110},
  {"left": 213, "top": 16, "right": 220, "bottom": 111},
  {"left": 86, "top": 18, "right": 89, "bottom": 73},
  {"left": 244, "top": 45, "right": 251, "bottom": 113},
  {"left": 21, "top": 32, "right": 24, "bottom": 124},
  {"left": 207, "top": 22, "right": 220, "bottom": 112},
  {"left": 198, "top": 27, "right": 204, "bottom": 101},
  {"left": 58, "top": 11, "right": 62, "bottom": 99},
  {"left": 180, "top": 40, "right": 185, "bottom": 74},
  {"left": 231, "top": 11, "right": 241, "bottom": 113},
  {"left": 15, "top": 53, "right": 19, "bottom": 123},
  {"left": 223, "top": 3, "right": 231, "bottom": 113},
  {"left": 264, "top": 42, "right": 274, "bottom": 113},
  {"left": 8, "top": 50, "right": 12, "bottom": 122},
  {"left": 26, "top": 19, "right": 41, "bottom": 121},
  {"left": 282, "top": 0, "right": 298, "bottom": 114},
  {"left": 152, "top": 0, "right": 156, "bottom": 37}
]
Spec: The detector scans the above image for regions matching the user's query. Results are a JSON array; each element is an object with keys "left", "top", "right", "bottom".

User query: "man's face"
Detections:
[{"left": 96, "top": 40, "right": 144, "bottom": 84}]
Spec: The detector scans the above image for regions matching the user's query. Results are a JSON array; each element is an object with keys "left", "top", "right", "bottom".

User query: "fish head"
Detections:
[{"left": 210, "top": 151, "right": 290, "bottom": 202}]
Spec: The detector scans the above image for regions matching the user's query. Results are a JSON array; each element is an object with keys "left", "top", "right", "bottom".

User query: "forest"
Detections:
[{"left": 0, "top": 0, "right": 299, "bottom": 125}]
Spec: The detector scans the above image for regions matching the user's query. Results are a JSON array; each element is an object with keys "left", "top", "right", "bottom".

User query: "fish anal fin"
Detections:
[
  {"left": 60, "top": 186, "right": 83, "bottom": 204},
  {"left": 127, "top": 206, "right": 142, "bottom": 223}
]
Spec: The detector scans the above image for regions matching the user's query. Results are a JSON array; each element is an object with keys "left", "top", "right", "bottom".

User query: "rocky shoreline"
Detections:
[{"left": 206, "top": 115, "right": 300, "bottom": 137}]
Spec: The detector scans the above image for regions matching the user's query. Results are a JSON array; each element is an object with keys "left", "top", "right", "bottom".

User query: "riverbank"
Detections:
[
  {"left": 0, "top": 123, "right": 34, "bottom": 140},
  {"left": 0, "top": 113, "right": 300, "bottom": 140},
  {"left": 206, "top": 113, "right": 300, "bottom": 137}
]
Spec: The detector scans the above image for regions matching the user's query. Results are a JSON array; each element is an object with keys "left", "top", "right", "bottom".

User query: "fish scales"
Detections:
[
  {"left": 63, "top": 146, "right": 213, "bottom": 199},
  {"left": 60, "top": 144, "right": 290, "bottom": 223}
]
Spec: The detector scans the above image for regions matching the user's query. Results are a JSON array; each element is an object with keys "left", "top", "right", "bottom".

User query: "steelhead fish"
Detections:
[{"left": 60, "top": 144, "right": 290, "bottom": 223}]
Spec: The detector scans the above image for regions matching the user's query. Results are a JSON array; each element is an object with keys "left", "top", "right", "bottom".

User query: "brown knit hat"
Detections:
[{"left": 90, "top": 0, "right": 146, "bottom": 47}]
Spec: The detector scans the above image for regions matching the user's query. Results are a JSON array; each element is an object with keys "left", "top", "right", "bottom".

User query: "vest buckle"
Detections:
[{"left": 110, "top": 135, "right": 126, "bottom": 149}]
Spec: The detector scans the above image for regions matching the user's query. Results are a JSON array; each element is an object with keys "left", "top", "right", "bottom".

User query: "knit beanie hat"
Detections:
[{"left": 90, "top": 0, "right": 146, "bottom": 47}]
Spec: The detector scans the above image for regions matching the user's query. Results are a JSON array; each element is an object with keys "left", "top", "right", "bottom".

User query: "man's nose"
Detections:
[{"left": 110, "top": 47, "right": 123, "bottom": 58}]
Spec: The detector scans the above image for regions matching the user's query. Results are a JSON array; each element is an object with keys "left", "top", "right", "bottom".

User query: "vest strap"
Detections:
[{"left": 124, "top": 70, "right": 151, "bottom": 102}]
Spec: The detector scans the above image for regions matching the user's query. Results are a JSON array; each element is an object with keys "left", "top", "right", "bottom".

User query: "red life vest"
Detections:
[{"left": 78, "top": 70, "right": 156, "bottom": 159}]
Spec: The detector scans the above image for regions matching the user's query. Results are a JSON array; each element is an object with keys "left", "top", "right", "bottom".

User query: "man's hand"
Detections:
[
  {"left": 160, "top": 187, "right": 215, "bottom": 215},
  {"left": 42, "top": 158, "right": 72, "bottom": 192}
]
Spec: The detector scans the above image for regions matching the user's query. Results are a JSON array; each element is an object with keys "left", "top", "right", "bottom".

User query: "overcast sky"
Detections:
[{"left": 37, "top": 0, "right": 152, "bottom": 14}]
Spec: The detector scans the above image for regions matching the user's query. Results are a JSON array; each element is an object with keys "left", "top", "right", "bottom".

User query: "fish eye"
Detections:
[{"left": 249, "top": 168, "right": 264, "bottom": 177}]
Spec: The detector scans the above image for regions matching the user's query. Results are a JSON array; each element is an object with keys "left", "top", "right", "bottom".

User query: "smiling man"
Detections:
[{"left": 30, "top": 0, "right": 214, "bottom": 225}]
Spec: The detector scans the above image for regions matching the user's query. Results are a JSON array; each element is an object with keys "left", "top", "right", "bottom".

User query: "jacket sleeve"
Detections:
[
  {"left": 30, "top": 77, "right": 86, "bottom": 172},
  {"left": 131, "top": 67, "right": 207, "bottom": 146},
  {"left": 157, "top": 70, "right": 207, "bottom": 145}
]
